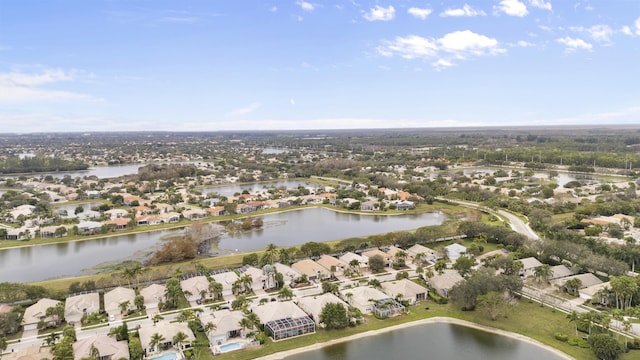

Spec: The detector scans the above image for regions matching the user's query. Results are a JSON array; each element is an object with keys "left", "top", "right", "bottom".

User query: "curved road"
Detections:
[{"left": 437, "top": 197, "right": 539, "bottom": 241}]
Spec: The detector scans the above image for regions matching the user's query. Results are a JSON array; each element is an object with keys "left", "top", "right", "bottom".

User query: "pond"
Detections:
[
  {"left": 284, "top": 322, "right": 567, "bottom": 360},
  {"left": 0, "top": 208, "right": 447, "bottom": 283},
  {"left": 216, "top": 207, "right": 447, "bottom": 251}
]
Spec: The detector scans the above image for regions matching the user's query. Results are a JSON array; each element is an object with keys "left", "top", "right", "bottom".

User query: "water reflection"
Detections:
[
  {"left": 1, "top": 208, "right": 446, "bottom": 282},
  {"left": 286, "top": 323, "right": 564, "bottom": 360}
]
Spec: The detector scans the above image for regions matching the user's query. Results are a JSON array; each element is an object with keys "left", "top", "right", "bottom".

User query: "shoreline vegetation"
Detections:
[{"left": 254, "top": 317, "right": 575, "bottom": 360}]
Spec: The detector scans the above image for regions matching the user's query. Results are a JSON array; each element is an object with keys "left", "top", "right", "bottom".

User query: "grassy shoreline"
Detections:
[{"left": 213, "top": 300, "right": 610, "bottom": 360}]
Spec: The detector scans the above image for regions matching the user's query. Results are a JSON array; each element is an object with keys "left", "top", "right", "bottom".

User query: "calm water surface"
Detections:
[
  {"left": 285, "top": 322, "right": 565, "bottom": 360},
  {"left": 0, "top": 208, "right": 446, "bottom": 282}
]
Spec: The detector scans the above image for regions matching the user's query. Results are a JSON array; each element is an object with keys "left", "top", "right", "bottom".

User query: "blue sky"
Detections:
[{"left": 0, "top": 0, "right": 639, "bottom": 132}]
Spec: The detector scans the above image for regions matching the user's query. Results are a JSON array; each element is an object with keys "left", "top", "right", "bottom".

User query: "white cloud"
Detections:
[
  {"left": 270, "top": 6, "right": 278, "bottom": 12},
  {"left": 557, "top": 37, "right": 592, "bottom": 52},
  {"left": 0, "top": 68, "right": 101, "bottom": 103},
  {"left": 440, "top": 4, "right": 486, "bottom": 17},
  {"left": 620, "top": 26, "right": 632, "bottom": 36},
  {"left": 587, "top": 25, "right": 613, "bottom": 42},
  {"left": 438, "top": 30, "right": 504, "bottom": 55},
  {"left": 636, "top": 17, "right": 640, "bottom": 35},
  {"left": 363, "top": 5, "right": 395, "bottom": 21},
  {"left": 570, "top": 25, "right": 614, "bottom": 42},
  {"left": 296, "top": 1, "right": 315, "bottom": 12},
  {"left": 495, "top": 0, "right": 528, "bottom": 17},
  {"left": 378, "top": 30, "right": 504, "bottom": 68},
  {"left": 378, "top": 35, "right": 438, "bottom": 59},
  {"left": 407, "top": 7, "right": 433, "bottom": 20},
  {"left": 290, "top": 98, "right": 296, "bottom": 105},
  {"left": 432, "top": 59, "right": 454, "bottom": 71},
  {"left": 529, "top": 0, "right": 552, "bottom": 11},
  {"left": 227, "top": 102, "right": 261, "bottom": 116},
  {"left": 514, "top": 40, "right": 535, "bottom": 47}
]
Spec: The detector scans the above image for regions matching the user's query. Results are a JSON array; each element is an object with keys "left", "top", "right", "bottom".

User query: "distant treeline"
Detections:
[
  {"left": 0, "top": 156, "right": 89, "bottom": 174},
  {"left": 137, "top": 163, "right": 198, "bottom": 181}
]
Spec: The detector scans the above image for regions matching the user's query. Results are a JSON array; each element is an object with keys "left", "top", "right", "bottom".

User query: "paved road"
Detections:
[{"left": 437, "top": 197, "right": 539, "bottom": 241}]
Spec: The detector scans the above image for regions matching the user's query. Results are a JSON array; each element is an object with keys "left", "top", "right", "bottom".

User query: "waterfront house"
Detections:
[
  {"left": 104, "top": 287, "right": 136, "bottom": 318},
  {"left": 381, "top": 279, "right": 428, "bottom": 305},
  {"left": 291, "top": 259, "right": 331, "bottom": 282},
  {"left": 180, "top": 276, "right": 211, "bottom": 302},
  {"left": 296, "top": 293, "right": 348, "bottom": 326},
  {"left": 65, "top": 293, "right": 100, "bottom": 325},
  {"left": 315, "top": 255, "right": 348, "bottom": 277},
  {"left": 250, "top": 301, "right": 315, "bottom": 341},
  {"left": 140, "top": 283, "right": 166, "bottom": 310},
  {"left": 428, "top": 270, "right": 464, "bottom": 298},
  {"left": 340, "top": 286, "right": 388, "bottom": 314},
  {"left": 22, "top": 298, "right": 62, "bottom": 331},
  {"left": 211, "top": 271, "right": 240, "bottom": 296}
]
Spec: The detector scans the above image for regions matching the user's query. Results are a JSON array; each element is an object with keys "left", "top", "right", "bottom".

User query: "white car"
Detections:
[{"left": 109, "top": 314, "right": 115, "bottom": 322}]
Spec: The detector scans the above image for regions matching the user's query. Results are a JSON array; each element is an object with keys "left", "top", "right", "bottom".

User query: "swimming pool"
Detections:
[
  {"left": 219, "top": 342, "right": 244, "bottom": 352},
  {"left": 150, "top": 352, "right": 178, "bottom": 360}
]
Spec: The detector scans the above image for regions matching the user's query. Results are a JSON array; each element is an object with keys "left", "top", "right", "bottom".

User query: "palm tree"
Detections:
[
  {"left": 277, "top": 286, "right": 294, "bottom": 301},
  {"left": 349, "top": 259, "right": 360, "bottom": 272},
  {"left": 279, "top": 247, "right": 293, "bottom": 265},
  {"left": 172, "top": 331, "right": 189, "bottom": 351},
  {"left": 245, "top": 312, "right": 261, "bottom": 330},
  {"left": 149, "top": 333, "right": 165, "bottom": 353},
  {"left": 119, "top": 300, "right": 131, "bottom": 315},
  {"left": 344, "top": 292, "right": 353, "bottom": 305},
  {"left": 46, "top": 302, "right": 65, "bottom": 327},
  {"left": 533, "top": 264, "right": 553, "bottom": 284},
  {"left": 263, "top": 243, "right": 278, "bottom": 265},
  {"left": 566, "top": 310, "right": 579, "bottom": 337},
  {"left": 413, "top": 252, "right": 424, "bottom": 264},
  {"left": 199, "top": 289, "right": 207, "bottom": 303},
  {"left": 434, "top": 259, "right": 447, "bottom": 275},
  {"left": 623, "top": 320, "right": 633, "bottom": 347},
  {"left": 208, "top": 280, "right": 223, "bottom": 300},
  {"left": 369, "top": 279, "right": 381, "bottom": 288},
  {"left": 204, "top": 322, "right": 217, "bottom": 334},
  {"left": 240, "top": 274, "right": 253, "bottom": 294},
  {"left": 239, "top": 317, "right": 253, "bottom": 335}
]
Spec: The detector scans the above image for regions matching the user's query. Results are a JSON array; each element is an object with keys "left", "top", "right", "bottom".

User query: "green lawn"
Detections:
[{"left": 209, "top": 300, "right": 621, "bottom": 360}]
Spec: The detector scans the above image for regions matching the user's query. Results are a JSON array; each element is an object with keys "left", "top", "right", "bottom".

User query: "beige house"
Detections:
[
  {"left": 406, "top": 244, "right": 439, "bottom": 263},
  {"left": 518, "top": 257, "right": 543, "bottom": 277},
  {"left": 211, "top": 271, "right": 240, "bottom": 295},
  {"left": 296, "top": 293, "right": 348, "bottom": 325},
  {"left": 140, "top": 283, "right": 166, "bottom": 310},
  {"left": 1, "top": 345, "right": 52, "bottom": 360},
  {"left": 274, "top": 262, "right": 301, "bottom": 286},
  {"left": 381, "top": 279, "right": 428, "bottom": 305},
  {"left": 139, "top": 321, "right": 195, "bottom": 355},
  {"left": 65, "top": 293, "right": 100, "bottom": 325},
  {"left": 362, "top": 249, "right": 391, "bottom": 266},
  {"left": 104, "top": 287, "right": 136, "bottom": 318},
  {"left": 291, "top": 259, "right": 331, "bottom": 282},
  {"left": 73, "top": 334, "right": 129, "bottom": 360},
  {"left": 241, "top": 266, "right": 275, "bottom": 291},
  {"left": 180, "top": 276, "right": 211, "bottom": 302},
  {"left": 200, "top": 309, "right": 245, "bottom": 345},
  {"left": 339, "top": 252, "right": 368, "bottom": 270},
  {"left": 428, "top": 270, "right": 464, "bottom": 298},
  {"left": 250, "top": 301, "right": 309, "bottom": 324},
  {"left": 22, "top": 298, "right": 62, "bottom": 330},
  {"left": 339, "top": 286, "right": 388, "bottom": 314},
  {"left": 315, "top": 255, "right": 348, "bottom": 276}
]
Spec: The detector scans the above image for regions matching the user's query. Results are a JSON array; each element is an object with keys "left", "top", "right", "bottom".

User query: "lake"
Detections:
[
  {"left": 0, "top": 208, "right": 447, "bottom": 283},
  {"left": 285, "top": 322, "right": 566, "bottom": 360}
]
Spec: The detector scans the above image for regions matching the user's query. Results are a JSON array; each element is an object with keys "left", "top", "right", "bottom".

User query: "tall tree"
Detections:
[
  {"left": 319, "top": 302, "right": 349, "bottom": 330},
  {"left": 149, "top": 333, "right": 165, "bottom": 353}
]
